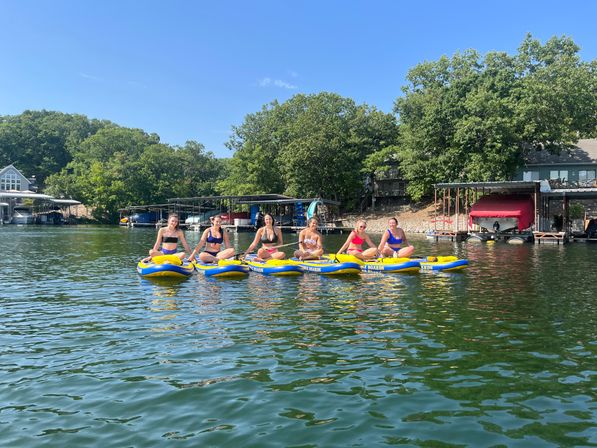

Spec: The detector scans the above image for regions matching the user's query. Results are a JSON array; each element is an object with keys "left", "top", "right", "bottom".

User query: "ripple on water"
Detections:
[{"left": 1, "top": 229, "right": 596, "bottom": 446}]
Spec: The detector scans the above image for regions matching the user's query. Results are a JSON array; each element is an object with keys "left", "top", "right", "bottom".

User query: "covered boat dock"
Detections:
[
  {"left": 0, "top": 191, "right": 77, "bottom": 225},
  {"left": 431, "top": 180, "right": 597, "bottom": 244},
  {"left": 121, "top": 194, "right": 343, "bottom": 232}
]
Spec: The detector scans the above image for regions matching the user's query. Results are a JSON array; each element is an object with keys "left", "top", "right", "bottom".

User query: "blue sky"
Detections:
[{"left": 1, "top": 0, "right": 596, "bottom": 158}]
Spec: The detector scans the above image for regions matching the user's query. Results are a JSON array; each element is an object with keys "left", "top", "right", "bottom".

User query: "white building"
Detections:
[
  {"left": 0, "top": 164, "right": 32, "bottom": 192},
  {"left": 0, "top": 164, "right": 66, "bottom": 224}
]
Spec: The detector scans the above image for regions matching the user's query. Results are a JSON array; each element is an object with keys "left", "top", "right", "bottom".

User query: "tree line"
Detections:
[{"left": 1, "top": 35, "right": 595, "bottom": 221}]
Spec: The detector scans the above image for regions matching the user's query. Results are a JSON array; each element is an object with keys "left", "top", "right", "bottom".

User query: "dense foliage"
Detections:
[
  {"left": 0, "top": 110, "right": 109, "bottom": 185},
  {"left": 45, "top": 128, "right": 223, "bottom": 221},
  {"left": 0, "top": 111, "right": 224, "bottom": 221},
  {"left": 1, "top": 35, "right": 595, "bottom": 217},
  {"left": 389, "top": 34, "right": 597, "bottom": 200},
  {"left": 219, "top": 92, "right": 398, "bottom": 205}
]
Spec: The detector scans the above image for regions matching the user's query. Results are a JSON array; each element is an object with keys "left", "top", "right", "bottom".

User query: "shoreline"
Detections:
[{"left": 340, "top": 203, "right": 438, "bottom": 234}]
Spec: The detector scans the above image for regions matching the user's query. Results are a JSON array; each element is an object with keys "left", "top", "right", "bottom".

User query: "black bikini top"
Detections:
[
  {"left": 162, "top": 235, "right": 178, "bottom": 244},
  {"left": 260, "top": 228, "right": 278, "bottom": 244}
]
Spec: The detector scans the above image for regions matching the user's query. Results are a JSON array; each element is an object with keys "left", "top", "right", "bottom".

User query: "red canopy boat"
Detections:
[{"left": 469, "top": 194, "right": 534, "bottom": 232}]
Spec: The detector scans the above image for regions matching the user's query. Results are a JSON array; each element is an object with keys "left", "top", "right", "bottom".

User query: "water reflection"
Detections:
[{"left": 1, "top": 228, "right": 596, "bottom": 447}]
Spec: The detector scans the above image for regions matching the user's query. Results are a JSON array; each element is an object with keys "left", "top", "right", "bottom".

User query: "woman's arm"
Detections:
[
  {"left": 178, "top": 230, "right": 193, "bottom": 255},
  {"left": 152, "top": 228, "right": 163, "bottom": 252},
  {"left": 189, "top": 229, "right": 208, "bottom": 260},
  {"left": 275, "top": 227, "right": 283, "bottom": 246},
  {"left": 316, "top": 232, "right": 323, "bottom": 249},
  {"left": 223, "top": 229, "right": 231, "bottom": 249},
  {"left": 365, "top": 233, "right": 377, "bottom": 249},
  {"left": 377, "top": 230, "right": 389, "bottom": 253},
  {"left": 298, "top": 229, "right": 306, "bottom": 252},
  {"left": 337, "top": 232, "right": 353, "bottom": 254},
  {"left": 246, "top": 228, "right": 262, "bottom": 253},
  {"left": 398, "top": 228, "right": 409, "bottom": 246}
]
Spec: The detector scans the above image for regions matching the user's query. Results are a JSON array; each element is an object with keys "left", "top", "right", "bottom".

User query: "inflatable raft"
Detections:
[
  {"left": 137, "top": 255, "right": 195, "bottom": 278},
  {"left": 290, "top": 258, "right": 361, "bottom": 275},
  {"left": 417, "top": 256, "right": 469, "bottom": 272},
  {"left": 244, "top": 256, "right": 303, "bottom": 276},
  {"left": 192, "top": 259, "right": 249, "bottom": 278},
  {"left": 329, "top": 254, "right": 420, "bottom": 273}
]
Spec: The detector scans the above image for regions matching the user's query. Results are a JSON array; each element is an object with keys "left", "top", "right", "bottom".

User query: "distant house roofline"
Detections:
[{"left": 523, "top": 138, "right": 597, "bottom": 166}]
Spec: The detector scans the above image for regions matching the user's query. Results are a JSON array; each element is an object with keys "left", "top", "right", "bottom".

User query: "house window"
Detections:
[
  {"left": 523, "top": 171, "right": 539, "bottom": 181},
  {"left": 579, "top": 170, "right": 596, "bottom": 185},
  {"left": 550, "top": 170, "right": 568, "bottom": 181},
  {"left": 0, "top": 171, "right": 21, "bottom": 191}
]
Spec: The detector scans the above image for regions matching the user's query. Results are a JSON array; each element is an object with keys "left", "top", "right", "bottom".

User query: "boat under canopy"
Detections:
[{"left": 470, "top": 194, "right": 534, "bottom": 232}]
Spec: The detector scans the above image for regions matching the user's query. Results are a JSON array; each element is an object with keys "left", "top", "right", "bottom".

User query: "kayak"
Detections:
[
  {"left": 192, "top": 259, "right": 249, "bottom": 278},
  {"left": 328, "top": 254, "right": 420, "bottom": 273},
  {"left": 417, "top": 256, "right": 469, "bottom": 272},
  {"left": 290, "top": 258, "right": 361, "bottom": 275},
  {"left": 137, "top": 254, "right": 195, "bottom": 278},
  {"left": 244, "top": 256, "right": 303, "bottom": 276}
]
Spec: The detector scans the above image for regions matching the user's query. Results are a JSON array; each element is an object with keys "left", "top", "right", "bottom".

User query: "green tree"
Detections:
[
  {"left": 0, "top": 110, "right": 108, "bottom": 185},
  {"left": 46, "top": 128, "right": 225, "bottom": 221},
  {"left": 392, "top": 35, "right": 597, "bottom": 200},
  {"left": 219, "top": 92, "right": 398, "bottom": 204}
]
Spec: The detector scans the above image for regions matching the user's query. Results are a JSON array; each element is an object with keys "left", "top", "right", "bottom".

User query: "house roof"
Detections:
[
  {"left": 524, "top": 139, "right": 597, "bottom": 166},
  {"left": 0, "top": 191, "right": 53, "bottom": 199},
  {"left": 0, "top": 164, "right": 29, "bottom": 180}
]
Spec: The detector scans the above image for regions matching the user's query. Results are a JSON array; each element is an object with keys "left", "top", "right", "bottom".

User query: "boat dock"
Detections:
[
  {"left": 533, "top": 231, "right": 568, "bottom": 244},
  {"left": 120, "top": 194, "right": 346, "bottom": 232}
]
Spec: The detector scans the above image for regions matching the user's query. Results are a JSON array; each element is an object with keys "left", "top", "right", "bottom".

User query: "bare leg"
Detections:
[
  {"left": 362, "top": 247, "right": 379, "bottom": 260},
  {"left": 199, "top": 252, "right": 218, "bottom": 263},
  {"left": 397, "top": 246, "right": 414, "bottom": 258},
  {"left": 144, "top": 249, "right": 163, "bottom": 262},
  {"left": 256, "top": 248, "right": 271, "bottom": 262},
  {"left": 380, "top": 246, "right": 395, "bottom": 257},
  {"left": 301, "top": 249, "right": 323, "bottom": 260},
  {"left": 271, "top": 250, "right": 286, "bottom": 260},
  {"left": 347, "top": 250, "right": 366, "bottom": 260},
  {"left": 217, "top": 248, "right": 235, "bottom": 260}
]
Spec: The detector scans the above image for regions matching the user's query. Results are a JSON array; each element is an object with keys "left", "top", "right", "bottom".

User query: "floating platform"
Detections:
[
  {"left": 533, "top": 231, "right": 568, "bottom": 245},
  {"left": 426, "top": 230, "right": 469, "bottom": 242}
]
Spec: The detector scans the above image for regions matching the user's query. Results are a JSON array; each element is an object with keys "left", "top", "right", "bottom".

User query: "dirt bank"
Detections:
[{"left": 341, "top": 203, "right": 437, "bottom": 234}]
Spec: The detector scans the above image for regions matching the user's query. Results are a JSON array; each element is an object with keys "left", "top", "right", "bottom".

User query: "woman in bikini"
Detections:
[
  {"left": 294, "top": 217, "right": 324, "bottom": 260},
  {"left": 188, "top": 216, "right": 235, "bottom": 263},
  {"left": 377, "top": 217, "right": 414, "bottom": 258},
  {"left": 245, "top": 213, "right": 285, "bottom": 261},
  {"left": 145, "top": 213, "right": 192, "bottom": 261},
  {"left": 337, "top": 219, "right": 378, "bottom": 260}
]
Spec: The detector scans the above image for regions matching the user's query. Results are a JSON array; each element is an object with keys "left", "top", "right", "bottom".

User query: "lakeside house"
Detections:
[
  {"left": 0, "top": 164, "right": 80, "bottom": 224},
  {"left": 516, "top": 138, "right": 597, "bottom": 187}
]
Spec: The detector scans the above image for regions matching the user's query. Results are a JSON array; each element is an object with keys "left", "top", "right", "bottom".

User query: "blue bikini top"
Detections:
[
  {"left": 206, "top": 229, "right": 223, "bottom": 244},
  {"left": 387, "top": 229, "right": 402, "bottom": 245}
]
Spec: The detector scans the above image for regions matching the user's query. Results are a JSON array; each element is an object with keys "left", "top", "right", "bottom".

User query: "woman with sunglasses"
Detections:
[
  {"left": 188, "top": 215, "right": 235, "bottom": 263},
  {"left": 377, "top": 217, "right": 414, "bottom": 258},
  {"left": 244, "top": 213, "right": 285, "bottom": 261},
  {"left": 337, "top": 219, "right": 378, "bottom": 260}
]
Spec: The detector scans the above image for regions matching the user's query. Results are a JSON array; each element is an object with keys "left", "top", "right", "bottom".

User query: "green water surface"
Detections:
[{"left": 1, "top": 226, "right": 595, "bottom": 447}]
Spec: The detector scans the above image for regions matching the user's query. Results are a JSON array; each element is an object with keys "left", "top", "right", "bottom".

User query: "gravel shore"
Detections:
[{"left": 340, "top": 203, "right": 438, "bottom": 234}]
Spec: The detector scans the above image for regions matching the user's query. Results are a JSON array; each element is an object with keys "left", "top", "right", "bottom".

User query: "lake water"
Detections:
[{"left": 1, "top": 226, "right": 595, "bottom": 447}]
